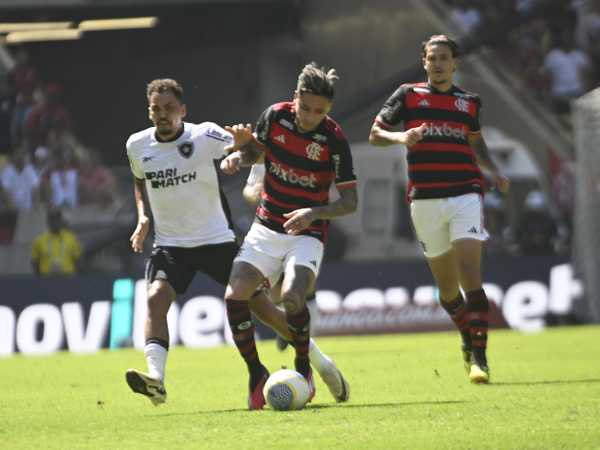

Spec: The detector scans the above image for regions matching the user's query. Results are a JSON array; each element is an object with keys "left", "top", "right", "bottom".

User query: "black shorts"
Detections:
[{"left": 145, "top": 241, "right": 238, "bottom": 294}]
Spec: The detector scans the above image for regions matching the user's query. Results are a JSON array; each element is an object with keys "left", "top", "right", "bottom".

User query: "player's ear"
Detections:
[{"left": 181, "top": 103, "right": 187, "bottom": 119}]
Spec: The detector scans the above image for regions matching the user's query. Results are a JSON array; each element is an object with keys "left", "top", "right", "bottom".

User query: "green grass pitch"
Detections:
[{"left": 2, "top": 326, "right": 599, "bottom": 449}]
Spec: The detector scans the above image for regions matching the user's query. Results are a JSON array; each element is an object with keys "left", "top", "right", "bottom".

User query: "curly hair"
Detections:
[{"left": 146, "top": 78, "right": 184, "bottom": 102}]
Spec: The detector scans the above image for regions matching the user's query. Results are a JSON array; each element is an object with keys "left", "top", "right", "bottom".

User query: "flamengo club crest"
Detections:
[
  {"left": 306, "top": 142, "right": 323, "bottom": 161},
  {"left": 177, "top": 142, "right": 194, "bottom": 158},
  {"left": 454, "top": 98, "right": 470, "bottom": 113}
]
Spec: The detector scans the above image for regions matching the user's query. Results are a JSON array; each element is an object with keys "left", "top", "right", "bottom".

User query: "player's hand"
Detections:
[
  {"left": 224, "top": 123, "right": 253, "bottom": 153},
  {"left": 283, "top": 208, "right": 315, "bottom": 235},
  {"left": 491, "top": 172, "right": 510, "bottom": 193},
  {"left": 220, "top": 152, "right": 241, "bottom": 175},
  {"left": 130, "top": 216, "right": 150, "bottom": 253},
  {"left": 403, "top": 122, "right": 427, "bottom": 146}
]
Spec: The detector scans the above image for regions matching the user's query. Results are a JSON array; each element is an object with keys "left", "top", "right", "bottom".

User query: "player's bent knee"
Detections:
[{"left": 282, "top": 290, "right": 305, "bottom": 315}]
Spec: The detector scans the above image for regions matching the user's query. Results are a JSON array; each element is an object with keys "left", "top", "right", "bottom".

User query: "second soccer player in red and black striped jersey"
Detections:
[
  {"left": 220, "top": 62, "right": 357, "bottom": 409},
  {"left": 370, "top": 35, "right": 509, "bottom": 385}
]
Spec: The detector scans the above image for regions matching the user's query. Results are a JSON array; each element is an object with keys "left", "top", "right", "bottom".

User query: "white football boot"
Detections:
[
  {"left": 315, "top": 359, "right": 350, "bottom": 403},
  {"left": 125, "top": 369, "right": 167, "bottom": 406}
]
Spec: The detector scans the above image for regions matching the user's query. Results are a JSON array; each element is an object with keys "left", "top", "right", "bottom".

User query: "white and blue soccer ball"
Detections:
[{"left": 263, "top": 369, "right": 310, "bottom": 411}]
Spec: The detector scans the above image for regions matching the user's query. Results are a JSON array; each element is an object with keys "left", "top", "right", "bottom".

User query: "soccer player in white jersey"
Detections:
[{"left": 125, "top": 78, "right": 349, "bottom": 409}]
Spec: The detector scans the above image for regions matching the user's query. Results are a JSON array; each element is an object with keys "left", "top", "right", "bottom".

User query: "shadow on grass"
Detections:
[
  {"left": 155, "top": 400, "right": 466, "bottom": 417},
  {"left": 490, "top": 378, "right": 600, "bottom": 387}
]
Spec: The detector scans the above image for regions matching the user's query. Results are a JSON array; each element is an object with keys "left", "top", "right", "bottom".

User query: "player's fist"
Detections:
[
  {"left": 404, "top": 122, "right": 427, "bottom": 146},
  {"left": 220, "top": 152, "right": 241, "bottom": 175},
  {"left": 130, "top": 216, "right": 150, "bottom": 253}
]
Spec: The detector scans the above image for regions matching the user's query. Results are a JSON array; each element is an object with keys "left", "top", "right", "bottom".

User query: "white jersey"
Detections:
[{"left": 127, "top": 122, "right": 235, "bottom": 247}]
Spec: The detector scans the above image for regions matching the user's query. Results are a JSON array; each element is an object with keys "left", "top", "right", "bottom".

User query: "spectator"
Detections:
[
  {"left": 0, "top": 76, "right": 15, "bottom": 155},
  {"left": 575, "top": 0, "right": 600, "bottom": 80},
  {"left": 31, "top": 207, "right": 81, "bottom": 276},
  {"left": 541, "top": 29, "right": 592, "bottom": 113},
  {"left": 449, "top": 0, "right": 482, "bottom": 34},
  {"left": 47, "top": 150, "right": 78, "bottom": 208},
  {"left": 7, "top": 48, "right": 37, "bottom": 148},
  {"left": 0, "top": 150, "right": 40, "bottom": 211},
  {"left": 78, "top": 152, "right": 119, "bottom": 208},
  {"left": 24, "top": 82, "right": 72, "bottom": 152}
]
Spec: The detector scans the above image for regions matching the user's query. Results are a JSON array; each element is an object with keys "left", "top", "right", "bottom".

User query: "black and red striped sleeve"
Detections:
[
  {"left": 330, "top": 131, "right": 357, "bottom": 189},
  {"left": 375, "top": 84, "right": 410, "bottom": 130},
  {"left": 470, "top": 95, "right": 482, "bottom": 134},
  {"left": 255, "top": 105, "right": 275, "bottom": 145}
]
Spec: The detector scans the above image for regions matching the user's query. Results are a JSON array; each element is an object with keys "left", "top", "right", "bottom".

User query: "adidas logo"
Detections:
[
  {"left": 142, "top": 156, "right": 155, "bottom": 162},
  {"left": 274, "top": 134, "right": 286, "bottom": 144},
  {"left": 468, "top": 226, "right": 478, "bottom": 234},
  {"left": 309, "top": 260, "right": 317, "bottom": 267},
  {"left": 418, "top": 99, "right": 430, "bottom": 107}
]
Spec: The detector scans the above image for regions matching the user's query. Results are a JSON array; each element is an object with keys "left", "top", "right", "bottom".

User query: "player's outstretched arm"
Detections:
[
  {"left": 130, "top": 177, "right": 150, "bottom": 253},
  {"left": 283, "top": 186, "right": 358, "bottom": 235}
]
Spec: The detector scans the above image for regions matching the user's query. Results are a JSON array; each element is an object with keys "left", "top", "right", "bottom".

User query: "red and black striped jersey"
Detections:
[
  {"left": 375, "top": 82, "right": 484, "bottom": 200},
  {"left": 255, "top": 101, "right": 357, "bottom": 242}
]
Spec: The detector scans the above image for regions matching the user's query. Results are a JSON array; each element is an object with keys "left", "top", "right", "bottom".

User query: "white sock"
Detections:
[
  {"left": 308, "top": 339, "right": 333, "bottom": 373},
  {"left": 144, "top": 343, "right": 168, "bottom": 382}
]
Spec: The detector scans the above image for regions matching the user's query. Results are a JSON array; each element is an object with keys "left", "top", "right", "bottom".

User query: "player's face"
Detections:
[
  {"left": 293, "top": 92, "right": 332, "bottom": 133},
  {"left": 148, "top": 91, "right": 186, "bottom": 140},
  {"left": 423, "top": 43, "right": 456, "bottom": 88}
]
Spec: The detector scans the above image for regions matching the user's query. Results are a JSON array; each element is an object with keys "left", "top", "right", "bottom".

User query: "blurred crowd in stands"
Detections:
[
  {"left": 0, "top": 48, "right": 119, "bottom": 246},
  {"left": 445, "top": 0, "right": 600, "bottom": 114},
  {"left": 0, "top": 0, "right": 585, "bottom": 268}
]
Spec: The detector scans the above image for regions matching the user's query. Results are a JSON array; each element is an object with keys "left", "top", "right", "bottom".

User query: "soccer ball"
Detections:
[{"left": 263, "top": 369, "right": 311, "bottom": 411}]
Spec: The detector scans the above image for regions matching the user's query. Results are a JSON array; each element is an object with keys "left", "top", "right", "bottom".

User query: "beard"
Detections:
[{"left": 156, "top": 122, "right": 174, "bottom": 137}]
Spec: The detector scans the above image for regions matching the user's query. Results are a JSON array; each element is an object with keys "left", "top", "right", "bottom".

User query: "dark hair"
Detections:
[
  {"left": 146, "top": 78, "right": 184, "bottom": 102},
  {"left": 296, "top": 62, "right": 339, "bottom": 100},
  {"left": 421, "top": 34, "right": 460, "bottom": 58}
]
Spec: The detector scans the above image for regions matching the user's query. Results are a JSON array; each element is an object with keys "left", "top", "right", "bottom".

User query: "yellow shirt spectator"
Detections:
[{"left": 31, "top": 228, "right": 81, "bottom": 275}]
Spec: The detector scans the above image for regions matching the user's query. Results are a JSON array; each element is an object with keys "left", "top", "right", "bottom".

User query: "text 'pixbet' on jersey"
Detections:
[
  {"left": 422, "top": 122, "right": 467, "bottom": 140},
  {"left": 145, "top": 168, "right": 197, "bottom": 189},
  {"left": 269, "top": 161, "right": 318, "bottom": 188}
]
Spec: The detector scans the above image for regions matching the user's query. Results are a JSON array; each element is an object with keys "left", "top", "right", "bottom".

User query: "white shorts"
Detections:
[
  {"left": 410, "top": 193, "right": 488, "bottom": 258},
  {"left": 235, "top": 222, "right": 324, "bottom": 287}
]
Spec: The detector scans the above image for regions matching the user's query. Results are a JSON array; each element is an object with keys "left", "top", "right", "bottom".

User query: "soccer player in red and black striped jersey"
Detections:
[
  {"left": 369, "top": 35, "right": 509, "bottom": 383},
  {"left": 221, "top": 62, "right": 358, "bottom": 407}
]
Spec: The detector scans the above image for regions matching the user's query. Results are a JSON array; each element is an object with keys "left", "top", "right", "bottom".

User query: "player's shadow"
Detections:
[
  {"left": 488, "top": 378, "right": 600, "bottom": 387},
  {"left": 306, "top": 399, "right": 465, "bottom": 411},
  {"left": 156, "top": 400, "right": 466, "bottom": 417}
]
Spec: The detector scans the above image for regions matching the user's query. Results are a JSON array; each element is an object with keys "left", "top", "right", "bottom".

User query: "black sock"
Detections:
[
  {"left": 226, "top": 299, "right": 263, "bottom": 384},
  {"left": 286, "top": 306, "right": 311, "bottom": 378},
  {"left": 440, "top": 293, "right": 471, "bottom": 348},
  {"left": 145, "top": 337, "right": 169, "bottom": 351},
  {"left": 466, "top": 289, "right": 490, "bottom": 358}
]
